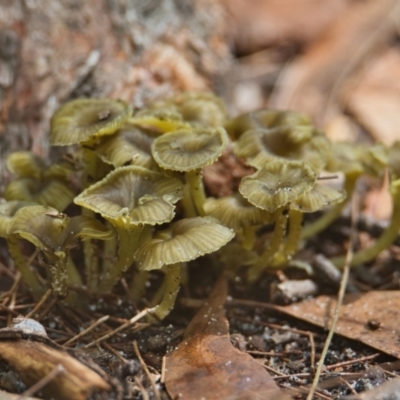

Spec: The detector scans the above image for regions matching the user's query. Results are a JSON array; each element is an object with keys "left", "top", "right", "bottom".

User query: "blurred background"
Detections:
[{"left": 1, "top": 0, "right": 399, "bottom": 177}]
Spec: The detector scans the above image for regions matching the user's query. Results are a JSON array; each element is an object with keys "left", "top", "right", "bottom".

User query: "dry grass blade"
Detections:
[
  {"left": 84, "top": 308, "right": 148, "bottom": 348},
  {"left": 133, "top": 340, "right": 161, "bottom": 400},
  {"left": 21, "top": 364, "right": 65, "bottom": 397},
  {"left": 63, "top": 315, "right": 109, "bottom": 346},
  {"left": 306, "top": 193, "right": 358, "bottom": 400},
  {"left": 25, "top": 289, "right": 52, "bottom": 318}
]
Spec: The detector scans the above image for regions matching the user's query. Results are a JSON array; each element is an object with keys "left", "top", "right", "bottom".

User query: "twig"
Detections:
[
  {"left": 25, "top": 288, "right": 53, "bottom": 318},
  {"left": 20, "top": 364, "right": 64, "bottom": 397},
  {"left": 309, "top": 332, "right": 316, "bottom": 371},
  {"left": 133, "top": 340, "right": 161, "bottom": 400},
  {"left": 306, "top": 193, "right": 358, "bottom": 400},
  {"left": 326, "top": 353, "right": 380, "bottom": 370},
  {"left": 84, "top": 309, "right": 148, "bottom": 348},
  {"left": 339, "top": 377, "right": 358, "bottom": 395},
  {"left": 161, "top": 356, "right": 167, "bottom": 384},
  {"left": 63, "top": 315, "right": 109, "bottom": 346}
]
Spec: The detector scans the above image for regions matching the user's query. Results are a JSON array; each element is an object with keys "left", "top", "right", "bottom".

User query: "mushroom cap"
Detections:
[
  {"left": 203, "top": 193, "right": 272, "bottom": 229},
  {"left": 177, "top": 92, "right": 227, "bottom": 127},
  {"left": 233, "top": 126, "right": 330, "bottom": 172},
  {"left": 239, "top": 160, "right": 316, "bottom": 213},
  {"left": 225, "top": 109, "right": 312, "bottom": 139},
  {"left": 291, "top": 183, "right": 346, "bottom": 213},
  {"left": 151, "top": 127, "right": 228, "bottom": 171},
  {"left": 94, "top": 123, "right": 155, "bottom": 168},
  {"left": 130, "top": 108, "right": 190, "bottom": 133},
  {"left": 74, "top": 166, "right": 184, "bottom": 228},
  {"left": 6, "top": 151, "right": 46, "bottom": 180},
  {"left": 9, "top": 205, "right": 114, "bottom": 257},
  {"left": 3, "top": 178, "right": 75, "bottom": 211},
  {"left": 326, "top": 142, "right": 365, "bottom": 177},
  {"left": 50, "top": 98, "right": 132, "bottom": 146},
  {"left": 135, "top": 216, "right": 235, "bottom": 270},
  {"left": 0, "top": 200, "right": 36, "bottom": 237}
]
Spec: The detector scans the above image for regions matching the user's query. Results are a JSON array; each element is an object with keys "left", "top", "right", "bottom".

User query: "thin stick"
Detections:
[
  {"left": 133, "top": 340, "right": 161, "bottom": 400},
  {"left": 84, "top": 309, "right": 148, "bottom": 348},
  {"left": 134, "top": 376, "right": 149, "bottom": 400},
  {"left": 25, "top": 289, "right": 53, "bottom": 318},
  {"left": 63, "top": 315, "right": 109, "bottom": 346},
  {"left": 326, "top": 353, "right": 380, "bottom": 370},
  {"left": 161, "top": 356, "right": 167, "bottom": 384},
  {"left": 306, "top": 194, "right": 358, "bottom": 400},
  {"left": 309, "top": 332, "right": 316, "bottom": 371},
  {"left": 21, "top": 364, "right": 64, "bottom": 397}
]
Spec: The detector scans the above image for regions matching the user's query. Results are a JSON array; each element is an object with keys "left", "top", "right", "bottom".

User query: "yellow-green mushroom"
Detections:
[
  {"left": 93, "top": 122, "right": 155, "bottom": 169},
  {"left": 203, "top": 192, "right": 272, "bottom": 250},
  {"left": 74, "top": 165, "right": 184, "bottom": 293},
  {"left": 225, "top": 109, "right": 312, "bottom": 140},
  {"left": 135, "top": 216, "right": 235, "bottom": 320},
  {"left": 151, "top": 127, "right": 228, "bottom": 216},
  {"left": 8, "top": 205, "right": 114, "bottom": 300},
  {"left": 239, "top": 160, "right": 317, "bottom": 280},
  {"left": 233, "top": 124, "right": 330, "bottom": 173},
  {"left": 4, "top": 151, "right": 76, "bottom": 212},
  {"left": 151, "top": 92, "right": 228, "bottom": 127},
  {"left": 0, "top": 200, "right": 43, "bottom": 296}
]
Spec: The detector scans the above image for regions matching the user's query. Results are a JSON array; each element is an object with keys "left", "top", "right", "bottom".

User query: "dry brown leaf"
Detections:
[
  {"left": 277, "top": 291, "right": 400, "bottom": 358},
  {"left": 270, "top": 0, "right": 397, "bottom": 126},
  {"left": 0, "top": 318, "right": 114, "bottom": 400},
  {"left": 165, "top": 275, "right": 291, "bottom": 400},
  {"left": 222, "top": 0, "right": 348, "bottom": 54},
  {"left": 345, "top": 48, "right": 400, "bottom": 145},
  {"left": 0, "top": 389, "right": 40, "bottom": 400}
]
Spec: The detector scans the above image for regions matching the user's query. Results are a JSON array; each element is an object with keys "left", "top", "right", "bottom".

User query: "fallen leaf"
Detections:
[
  {"left": 0, "top": 318, "right": 115, "bottom": 400},
  {"left": 165, "top": 275, "right": 291, "bottom": 400},
  {"left": 345, "top": 48, "right": 400, "bottom": 145},
  {"left": 222, "top": 0, "right": 348, "bottom": 54},
  {"left": 270, "top": 0, "right": 397, "bottom": 126},
  {"left": 277, "top": 291, "right": 400, "bottom": 358}
]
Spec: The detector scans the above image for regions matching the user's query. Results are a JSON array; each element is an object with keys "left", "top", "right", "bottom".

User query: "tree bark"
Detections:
[{"left": 0, "top": 0, "right": 233, "bottom": 188}]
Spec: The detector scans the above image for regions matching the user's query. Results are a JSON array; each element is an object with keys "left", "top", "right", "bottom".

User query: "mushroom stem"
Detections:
[
  {"left": 148, "top": 263, "right": 181, "bottom": 321},
  {"left": 181, "top": 183, "right": 198, "bottom": 218},
  {"left": 248, "top": 207, "right": 288, "bottom": 282},
  {"left": 242, "top": 225, "right": 257, "bottom": 251},
  {"left": 7, "top": 237, "right": 43, "bottom": 297},
  {"left": 66, "top": 256, "right": 82, "bottom": 287},
  {"left": 98, "top": 225, "right": 143, "bottom": 293},
  {"left": 186, "top": 169, "right": 207, "bottom": 216},
  {"left": 129, "top": 269, "right": 149, "bottom": 303},
  {"left": 331, "top": 185, "right": 400, "bottom": 268},
  {"left": 98, "top": 223, "right": 117, "bottom": 291},
  {"left": 48, "top": 255, "right": 68, "bottom": 298},
  {"left": 273, "top": 209, "right": 303, "bottom": 266},
  {"left": 302, "top": 174, "right": 357, "bottom": 239}
]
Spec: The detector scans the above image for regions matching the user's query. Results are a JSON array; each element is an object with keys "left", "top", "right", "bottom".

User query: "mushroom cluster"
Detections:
[{"left": 1, "top": 94, "right": 399, "bottom": 319}]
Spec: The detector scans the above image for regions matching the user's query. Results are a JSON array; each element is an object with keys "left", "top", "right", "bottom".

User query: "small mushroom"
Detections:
[
  {"left": 50, "top": 98, "right": 133, "bottom": 146},
  {"left": 135, "top": 217, "right": 235, "bottom": 320},
  {"left": 233, "top": 125, "right": 329, "bottom": 173},
  {"left": 151, "top": 127, "right": 228, "bottom": 215},
  {"left": 203, "top": 192, "right": 272, "bottom": 250},
  {"left": 302, "top": 141, "right": 366, "bottom": 239},
  {"left": 332, "top": 178, "right": 400, "bottom": 268},
  {"left": 129, "top": 108, "right": 190, "bottom": 133},
  {"left": 74, "top": 165, "right": 184, "bottom": 293},
  {"left": 93, "top": 122, "right": 155, "bottom": 168},
  {"left": 4, "top": 151, "right": 76, "bottom": 211},
  {"left": 153, "top": 92, "right": 228, "bottom": 127},
  {"left": 0, "top": 200, "right": 43, "bottom": 296},
  {"left": 239, "top": 160, "right": 316, "bottom": 279},
  {"left": 8, "top": 205, "right": 114, "bottom": 299}
]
